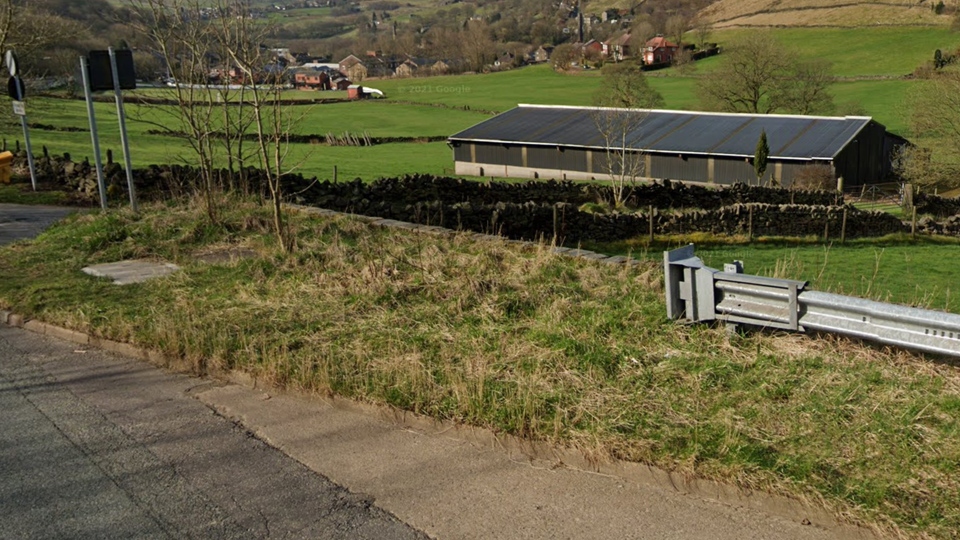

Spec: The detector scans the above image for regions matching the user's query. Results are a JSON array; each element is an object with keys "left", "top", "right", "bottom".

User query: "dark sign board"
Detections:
[
  {"left": 7, "top": 75, "right": 25, "bottom": 100},
  {"left": 86, "top": 50, "right": 136, "bottom": 91}
]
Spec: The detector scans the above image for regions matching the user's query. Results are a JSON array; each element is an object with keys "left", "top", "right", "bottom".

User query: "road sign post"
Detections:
[
  {"left": 6, "top": 51, "right": 35, "bottom": 191},
  {"left": 80, "top": 56, "right": 107, "bottom": 210},
  {"left": 108, "top": 47, "right": 137, "bottom": 213}
]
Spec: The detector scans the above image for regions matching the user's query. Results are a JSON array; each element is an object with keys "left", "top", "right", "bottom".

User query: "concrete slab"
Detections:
[
  {"left": 82, "top": 260, "right": 181, "bottom": 285},
  {"left": 195, "top": 384, "right": 870, "bottom": 540}
]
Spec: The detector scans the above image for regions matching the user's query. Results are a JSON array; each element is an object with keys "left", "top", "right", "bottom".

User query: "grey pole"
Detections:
[
  {"left": 18, "top": 114, "right": 37, "bottom": 191},
  {"left": 80, "top": 56, "right": 107, "bottom": 210},
  {"left": 108, "top": 47, "right": 137, "bottom": 214}
]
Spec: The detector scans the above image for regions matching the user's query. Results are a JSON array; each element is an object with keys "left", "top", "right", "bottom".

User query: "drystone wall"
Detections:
[
  {"left": 293, "top": 175, "right": 899, "bottom": 242},
  {"left": 6, "top": 156, "right": 911, "bottom": 241},
  {"left": 295, "top": 174, "right": 841, "bottom": 209},
  {"left": 915, "top": 192, "right": 960, "bottom": 218}
]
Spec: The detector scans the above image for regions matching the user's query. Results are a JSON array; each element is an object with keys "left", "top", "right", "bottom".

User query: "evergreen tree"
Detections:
[{"left": 755, "top": 129, "right": 770, "bottom": 185}]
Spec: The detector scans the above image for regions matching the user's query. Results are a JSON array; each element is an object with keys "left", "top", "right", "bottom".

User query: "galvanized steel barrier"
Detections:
[{"left": 664, "top": 244, "right": 960, "bottom": 358}]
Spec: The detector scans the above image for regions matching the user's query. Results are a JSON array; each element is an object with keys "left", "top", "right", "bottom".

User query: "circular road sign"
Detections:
[{"left": 5, "top": 50, "right": 18, "bottom": 77}]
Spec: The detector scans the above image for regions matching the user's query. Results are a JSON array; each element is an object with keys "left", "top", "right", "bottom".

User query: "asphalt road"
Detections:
[
  {"left": 0, "top": 204, "right": 77, "bottom": 246},
  {"left": 0, "top": 325, "right": 426, "bottom": 540}
]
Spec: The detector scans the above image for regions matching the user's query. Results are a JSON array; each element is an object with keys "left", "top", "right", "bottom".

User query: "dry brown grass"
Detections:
[{"left": 702, "top": 0, "right": 949, "bottom": 27}]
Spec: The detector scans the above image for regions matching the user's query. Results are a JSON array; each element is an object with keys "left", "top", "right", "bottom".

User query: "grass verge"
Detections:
[
  {"left": 1, "top": 201, "right": 959, "bottom": 538},
  {"left": 0, "top": 182, "right": 73, "bottom": 205}
]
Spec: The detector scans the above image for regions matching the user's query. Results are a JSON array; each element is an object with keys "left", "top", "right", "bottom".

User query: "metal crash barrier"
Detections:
[{"left": 664, "top": 244, "right": 960, "bottom": 358}]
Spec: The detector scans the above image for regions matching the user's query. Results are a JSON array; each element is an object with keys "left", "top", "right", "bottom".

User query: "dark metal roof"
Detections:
[{"left": 448, "top": 105, "right": 876, "bottom": 160}]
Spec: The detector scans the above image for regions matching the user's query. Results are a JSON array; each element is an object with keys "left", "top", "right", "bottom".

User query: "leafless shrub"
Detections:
[{"left": 790, "top": 164, "right": 834, "bottom": 191}]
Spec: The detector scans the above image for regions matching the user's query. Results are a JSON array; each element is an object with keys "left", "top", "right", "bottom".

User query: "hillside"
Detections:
[{"left": 701, "top": 0, "right": 952, "bottom": 27}]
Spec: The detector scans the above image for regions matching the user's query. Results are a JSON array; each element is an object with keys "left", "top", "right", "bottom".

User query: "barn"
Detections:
[{"left": 448, "top": 105, "right": 907, "bottom": 188}]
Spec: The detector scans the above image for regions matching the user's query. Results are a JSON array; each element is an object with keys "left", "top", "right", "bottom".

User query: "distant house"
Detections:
[
  {"left": 494, "top": 52, "right": 517, "bottom": 69},
  {"left": 395, "top": 57, "right": 434, "bottom": 77},
  {"left": 603, "top": 33, "right": 631, "bottom": 60},
  {"left": 362, "top": 55, "right": 396, "bottom": 78},
  {"left": 339, "top": 55, "right": 367, "bottom": 81},
  {"left": 643, "top": 35, "right": 678, "bottom": 65},
  {"left": 532, "top": 45, "right": 554, "bottom": 63},
  {"left": 581, "top": 39, "right": 603, "bottom": 59},
  {"left": 270, "top": 48, "right": 297, "bottom": 66},
  {"left": 395, "top": 59, "right": 419, "bottom": 78},
  {"left": 293, "top": 70, "right": 331, "bottom": 90}
]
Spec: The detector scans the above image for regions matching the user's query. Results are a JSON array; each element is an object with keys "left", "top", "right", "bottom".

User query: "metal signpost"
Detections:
[
  {"left": 6, "top": 50, "right": 36, "bottom": 191},
  {"left": 79, "top": 56, "right": 107, "bottom": 210},
  {"left": 108, "top": 47, "right": 138, "bottom": 214},
  {"left": 84, "top": 48, "right": 138, "bottom": 213}
]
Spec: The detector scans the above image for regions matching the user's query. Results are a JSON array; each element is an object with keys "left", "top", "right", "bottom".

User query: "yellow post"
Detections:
[{"left": 0, "top": 151, "right": 13, "bottom": 184}]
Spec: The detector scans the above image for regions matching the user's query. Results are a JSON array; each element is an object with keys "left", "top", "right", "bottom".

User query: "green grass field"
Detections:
[
  {"left": 709, "top": 27, "right": 960, "bottom": 77},
  {"left": 0, "top": 68, "right": 924, "bottom": 183},
  {"left": 0, "top": 24, "right": 949, "bottom": 197},
  {"left": 5, "top": 25, "right": 948, "bottom": 181}
]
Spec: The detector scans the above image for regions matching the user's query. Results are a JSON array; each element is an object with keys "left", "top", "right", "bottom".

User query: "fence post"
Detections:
[
  {"left": 902, "top": 183, "right": 914, "bottom": 212},
  {"left": 748, "top": 205, "right": 753, "bottom": 241},
  {"left": 648, "top": 205, "right": 654, "bottom": 244},
  {"left": 912, "top": 207, "right": 918, "bottom": 238},
  {"left": 333, "top": 165, "right": 338, "bottom": 183},
  {"left": 841, "top": 208, "right": 848, "bottom": 243},
  {"left": 824, "top": 214, "right": 830, "bottom": 241},
  {"left": 553, "top": 204, "right": 558, "bottom": 241}
]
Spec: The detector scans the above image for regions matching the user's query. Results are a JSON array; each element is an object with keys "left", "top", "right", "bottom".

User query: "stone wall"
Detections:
[
  {"left": 915, "top": 192, "right": 960, "bottom": 218},
  {"left": 5, "top": 156, "right": 909, "bottom": 241},
  {"left": 296, "top": 174, "right": 841, "bottom": 209},
  {"left": 295, "top": 179, "right": 904, "bottom": 242}
]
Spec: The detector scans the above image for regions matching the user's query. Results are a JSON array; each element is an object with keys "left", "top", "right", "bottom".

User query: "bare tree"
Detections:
[
  {"left": 665, "top": 15, "right": 688, "bottom": 50},
  {"left": 592, "top": 63, "right": 664, "bottom": 207},
  {"left": 0, "top": 0, "right": 79, "bottom": 76},
  {"left": 126, "top": 0, "right": 296, "bottom": 249},
  {"left": 461, "top": 20, "right": 494, "bottom": 72},
  {"left": 550, "top": 43, "right": 576, "bottom": 71},
  {"left": 594, "top": 62, "right": 665, "bottom": 109},
  {"left": 772, "top": 59, "right": 835, "bottom": 115},
  {"left": 698, "top": 31, "right": 834, "bottom": 115},
  {"left": 213, "top": 0, "right": 297, "bottom": 251},
  {"left": 127, "top": 0, "right": 225, "bottom": 220},
  {"left": 892, "top": 145, "right": 951, "bottom": 189},
  {"left": 692, "top": 16, "right": 711, "bottom": 50},
  {"left": 911, "top": 70, "right": 960, "bottom": 172}
]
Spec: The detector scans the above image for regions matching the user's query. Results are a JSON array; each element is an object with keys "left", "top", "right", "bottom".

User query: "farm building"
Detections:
[{"left": 448, "top": 105, "right": 907, "bottom": 188}]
